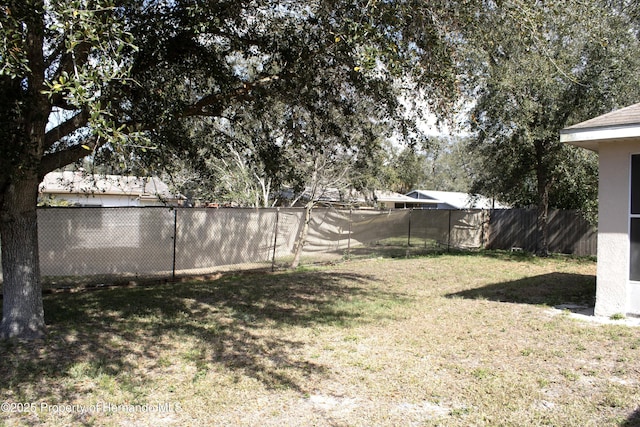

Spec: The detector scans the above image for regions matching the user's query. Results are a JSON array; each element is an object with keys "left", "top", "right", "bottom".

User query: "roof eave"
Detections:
[{"left": 560, "top": 124, "right": 640, "bottom": 152}]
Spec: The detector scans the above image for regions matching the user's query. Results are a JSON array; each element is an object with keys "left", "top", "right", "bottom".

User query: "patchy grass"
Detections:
[{"left": 1, "top": 252, "right": 639, "bottom": 426}]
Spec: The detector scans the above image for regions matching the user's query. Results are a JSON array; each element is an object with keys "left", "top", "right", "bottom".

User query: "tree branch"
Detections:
[
  {"left": 44, "top": 110, "right": 90, "bottom": 149},
  {"left": 39, "top": 137, "right": 97, "bottom": 179},
  {"left": 181, "top": 75, "right": 280, "bottom": 117},
  {"left": 49, "top": 92, "right": 81, "bottom": 110},
  {"left": 42, "top": 75, "right": 281, "bottom": 164}
]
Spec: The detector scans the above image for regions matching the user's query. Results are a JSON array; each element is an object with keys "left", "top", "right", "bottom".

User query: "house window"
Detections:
[{"left": 631, "top": 155, "right": 640, "bottom": 281}]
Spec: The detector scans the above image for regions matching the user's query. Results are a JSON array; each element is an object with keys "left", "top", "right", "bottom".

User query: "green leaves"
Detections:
[
  {"left": 0, "top": 2, "right": 33, "bottom": 78},
  {"left": 41, "top": 1, "right": 137, "bottom": 106},
  {"left": 2, "top": 0, "right": 479, "bottom": 195},
  {"left": 464, "top": 0, "right": 640, "bottom": 213}
]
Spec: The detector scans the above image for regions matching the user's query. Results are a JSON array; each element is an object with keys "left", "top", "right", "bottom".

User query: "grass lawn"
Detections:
[{"left": 1, "top": 251, "right": 639, "bottom": 426}]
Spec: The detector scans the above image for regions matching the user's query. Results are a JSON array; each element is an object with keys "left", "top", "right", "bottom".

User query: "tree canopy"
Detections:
[
  {"left": 0, "top": 0, "right": 471, "bottom": 339},
  {"left": 461, "top": 0, "right": 640, "bottom": 254},
  {"left": 5, "top": 0, "right": 640, "bottom": 338}
]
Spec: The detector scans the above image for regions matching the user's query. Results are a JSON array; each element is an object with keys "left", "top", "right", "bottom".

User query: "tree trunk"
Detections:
[
  {"left": 533, "top": 138, "right": 552, "bottom": 258},
  {"left": 290, "top": 201, "right": 313, "bottom": 269},
  {"left": 536, "top": 175, "right": 550, "bottom": 257},
  {"left": 0, "top": 175, "right": 45, "bottom": 339}
]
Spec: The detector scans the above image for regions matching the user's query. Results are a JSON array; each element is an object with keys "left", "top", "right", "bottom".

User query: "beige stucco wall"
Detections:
[{"left": 596, "top": 139, "right": 640, "bottom": 316}]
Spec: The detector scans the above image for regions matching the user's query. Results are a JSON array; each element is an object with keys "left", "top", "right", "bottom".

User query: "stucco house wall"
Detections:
[
  {"left": 561, "top": 102, "right": 640, "bottom": 317},
  {"left": 596, "top": 139, "right": 636, "bottom": 316}
]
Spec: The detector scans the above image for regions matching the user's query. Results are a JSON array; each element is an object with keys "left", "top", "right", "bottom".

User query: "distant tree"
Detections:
[
  {"left": 421, "top": 135, "right": 480, "bottom": 193},
  {"left": 168, "top": 114, "right": 288, "bottom": 208},
  {"left": 288, "top": 149, "right": 354, "bottom": 269},
  {"left": 461, "top": 0, "right": 640, "bottom": 255},
  {"left": 379, "top": 135, "right": 480, "bottom": 195},
  {"left": 391, "top": 147, "right": 428, "bottom": 194},
  {"left": 353, "top": 142, "right": 392, "bottom": 196},
  {"left": 165, "top": 82, "right": 395, "bottom": 207}
]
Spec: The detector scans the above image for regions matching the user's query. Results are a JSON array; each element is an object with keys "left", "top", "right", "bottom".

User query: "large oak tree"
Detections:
[
  {"left": 0, "top": 0, "right": 469, "bottom": 339},
  {"left": 462, "top": 0, "right": 640, "bottom": 255}
]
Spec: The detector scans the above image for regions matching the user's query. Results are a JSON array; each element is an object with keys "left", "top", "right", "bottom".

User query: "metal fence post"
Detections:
[
  {"left": 482, "top": 209, "right": 488, "bottom": 249},
  {"left": 447, "top": 209, "right": 452, "bottom": 252},
  {"left": 172, "top": 208, "right": 178, "bottom": 281},
  {"left": 347, "top": 208, "right": 352, "bottom": 257},
  {"left": 424, "top": 210, "right": 428, "bottom": 249},
  {"left": 407, "top": 208, "right": 412, "bottom": 247},
  {"left": 271, "top": 207, "right": 280, "bottom": 272}
]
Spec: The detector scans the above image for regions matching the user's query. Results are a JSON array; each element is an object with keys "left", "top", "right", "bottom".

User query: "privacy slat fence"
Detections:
[
  {"left": 25, "top": 206, "right": 598, "bottom": 284},
  {"left": 486, "top": 209, "right": 597, "bottom": 256}
]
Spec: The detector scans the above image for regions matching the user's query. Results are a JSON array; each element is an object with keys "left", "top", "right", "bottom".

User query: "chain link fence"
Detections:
[{"left": 31, "top": 207, "right": 487, "bottom": 286}]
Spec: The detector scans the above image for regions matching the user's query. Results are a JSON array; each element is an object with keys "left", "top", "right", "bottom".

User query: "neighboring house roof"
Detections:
[
  {"left": 40, "top": 171, "right": 182, "bottom": 204},
  {"left": 560, "top": 102, "right": 640, "bottom": 151},
  {"left": 406, "top": 190, "right": 506, "bottom": 209},
  {"left": 283, "top": 187, "right": 504, "bottom": 209},
  {"left": 372, "top": 190, "right": 424, "bottom": 204},
  {"left": 289, "top": 188, "right": 426, "bottom": 207}
]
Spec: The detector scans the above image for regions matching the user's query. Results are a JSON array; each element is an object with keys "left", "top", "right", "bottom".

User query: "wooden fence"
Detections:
[{"left": 486, "top": 209, "right": 597, "bottom": 256}]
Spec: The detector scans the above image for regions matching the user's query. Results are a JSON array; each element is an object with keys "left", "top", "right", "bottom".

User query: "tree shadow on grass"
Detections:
[
  {"left": 0, "top": 270, "right": 405, "bottom": 407},
  {"left": 445, "top": 272, "right": 596, "bottom": 308},
  {"left": 622, "top": 407, "right": 640, "bottom": 426}
]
